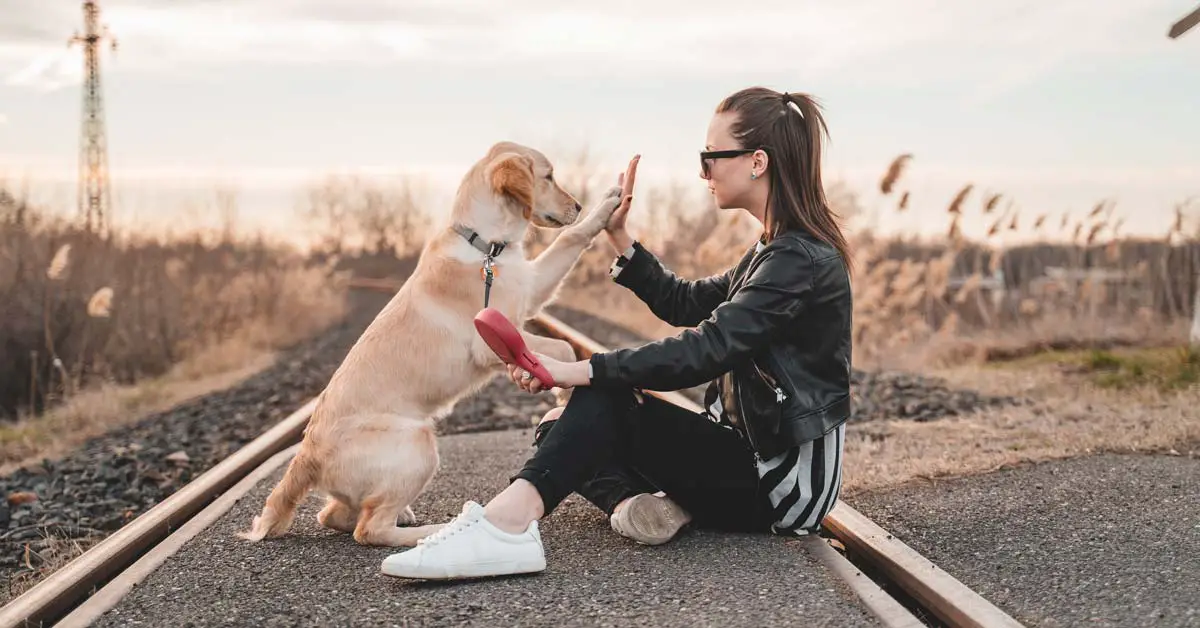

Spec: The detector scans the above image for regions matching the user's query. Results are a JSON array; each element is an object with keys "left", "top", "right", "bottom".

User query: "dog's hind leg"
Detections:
[
  {"left": 238, "top": 449, "right": 320, "bottom": 541},
  {"left": 341, "top": 415, "right": 441, "bottom": 546},
  {"left": 354, "top": 498, "right": 444, "bottom": 547},
  {"left": 317, "top": 497, "right": 358, "bottom": 534}
]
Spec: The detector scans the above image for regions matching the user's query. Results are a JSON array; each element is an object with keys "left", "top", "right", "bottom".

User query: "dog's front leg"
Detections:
[
  {"left": 526, "top": 188, "right": 622, "bottom": 312},
  {"left": 521, "top": 331, "right": 576, "bottom": 364},
  {"left": 470, "top": 334, "right": 510, "bottom": 372},
  {"left": 469, "top": 331, "right": 574, "bottom": 374}
]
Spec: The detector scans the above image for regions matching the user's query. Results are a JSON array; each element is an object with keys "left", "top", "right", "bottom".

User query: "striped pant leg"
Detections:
[{"left": 759, "top": 422, "right": 846, "bottom": 536}]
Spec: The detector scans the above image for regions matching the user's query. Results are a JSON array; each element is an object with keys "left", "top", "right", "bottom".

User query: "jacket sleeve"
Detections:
[
  {"left": 610, "top": 241, "right": 736, "bottom": 328},
  {"left": 589, "top": 240, "right": 814, "bottom": 391}
]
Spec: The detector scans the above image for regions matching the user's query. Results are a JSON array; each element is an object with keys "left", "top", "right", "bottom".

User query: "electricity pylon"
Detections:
[{"left": 69, "top": 1, "right": 118, "bottom": 236}]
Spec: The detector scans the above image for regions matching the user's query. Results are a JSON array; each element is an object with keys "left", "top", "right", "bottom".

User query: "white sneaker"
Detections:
[
  {"left": 609, "top": 493, "right": 692, "bottom": 546},
  {"left": 380, "top": 501, "right": 546, "bottom": 580}
]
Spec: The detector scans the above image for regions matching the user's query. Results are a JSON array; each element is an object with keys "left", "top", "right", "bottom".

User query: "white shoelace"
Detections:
[{"left": 417, "top": 512, "right": 478, "bottom": 547}]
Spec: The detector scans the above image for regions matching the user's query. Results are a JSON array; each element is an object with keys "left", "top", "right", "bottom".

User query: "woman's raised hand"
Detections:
[{"left": 605, "top": 154, "right": 640, "bottom": 254}]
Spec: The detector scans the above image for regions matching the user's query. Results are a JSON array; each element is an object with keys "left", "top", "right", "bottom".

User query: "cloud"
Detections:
[
  {"left": 0, "top": 0, "right": 1185, "bottom": 99},
  {"left": 0, "top": 1, "right": 78, "bottom": 44},
  {"left": 0, "top": 1, "right": 938, "bottom": 86},
  {"left": 0, "top": 0, "right": 109, "bottom": 91},
  {"left": 949, "top": 0, "right": 1184, "bottom": 103},
  {"left": 273, "top": 0, "right": 499, "bottom": 28},
  {"left": 6, "top": 49, "right": 83, "bottom": 91}
]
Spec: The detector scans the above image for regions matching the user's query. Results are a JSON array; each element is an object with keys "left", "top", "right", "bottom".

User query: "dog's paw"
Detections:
[
  {"left": 237, "top": 516, "right": 267, "bottom": 542},
  {"left": 397, "top": 506, "right": 417, "bottom": 526},
  {"left": 573, "top": 193, "right": 622, "bottom": 237}
]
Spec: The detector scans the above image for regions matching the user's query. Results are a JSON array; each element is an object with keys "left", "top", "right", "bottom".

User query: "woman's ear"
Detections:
[{"left": 753, "top": 149, "right": 769, "bottom": 178}]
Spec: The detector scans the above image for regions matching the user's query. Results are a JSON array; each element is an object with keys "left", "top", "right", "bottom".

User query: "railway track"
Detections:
[{"left": 0, "top": 280, "right": 1025, "bottom": 628}]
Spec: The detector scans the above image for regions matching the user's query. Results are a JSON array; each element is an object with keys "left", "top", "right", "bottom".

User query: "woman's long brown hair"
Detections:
[{"left": 716, "top": 87, "right": 854, "bottom": 275}]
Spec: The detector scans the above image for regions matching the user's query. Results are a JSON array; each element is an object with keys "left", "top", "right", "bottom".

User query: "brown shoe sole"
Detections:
[{"left": 611, "top": 493, "right": 692, "bottom": 545}]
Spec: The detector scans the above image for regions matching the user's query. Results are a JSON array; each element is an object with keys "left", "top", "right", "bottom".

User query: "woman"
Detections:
[{"left": 381, "top": 86, "right": 854, "bottom": 580}]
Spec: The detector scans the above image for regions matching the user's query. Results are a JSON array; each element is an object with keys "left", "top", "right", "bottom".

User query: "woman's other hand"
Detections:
[
  {"left": 507, "top": 355, "right": 590, "bottom": 393},
  {"left": 605, "top": 154, "right": 640, "bottom": 254}
]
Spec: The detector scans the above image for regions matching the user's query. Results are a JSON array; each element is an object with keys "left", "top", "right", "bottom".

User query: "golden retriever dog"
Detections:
[{"left": 238, "top": 141, "right": 621, "bottom": 546}]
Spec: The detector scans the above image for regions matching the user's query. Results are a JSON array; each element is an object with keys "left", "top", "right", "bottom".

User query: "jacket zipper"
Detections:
[
  {"left": 753, "top": 360, "right": 787, "bottom": 404},
  {"left": 735, "top": 378, "right": 765, "bottom": 464}
]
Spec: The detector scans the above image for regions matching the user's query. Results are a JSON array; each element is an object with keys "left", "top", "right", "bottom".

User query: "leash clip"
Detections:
[
  {"left": 480, "top": 256, "right": 498, "bottom": 281},
  {"left": 481, "top": 256, "right": 498, "bottom": 307}
]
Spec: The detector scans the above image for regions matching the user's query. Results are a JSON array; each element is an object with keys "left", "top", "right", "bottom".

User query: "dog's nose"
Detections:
[{"left": 574, "top": 202, "right": 582, "bottom": 213}]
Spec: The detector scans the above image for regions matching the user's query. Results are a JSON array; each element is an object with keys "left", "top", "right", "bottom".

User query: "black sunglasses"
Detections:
[{"left": 699, "top": 148, "right": 758, "bottom": 179}]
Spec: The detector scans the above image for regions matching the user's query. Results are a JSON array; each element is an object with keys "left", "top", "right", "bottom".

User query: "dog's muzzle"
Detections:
[{"left": 539, "top": 213, "right": 568, "bottom": 227}]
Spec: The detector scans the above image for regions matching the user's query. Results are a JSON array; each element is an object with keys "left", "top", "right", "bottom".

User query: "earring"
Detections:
[{"left": 750, "top": 172, "right": 758, "bottom": 180}]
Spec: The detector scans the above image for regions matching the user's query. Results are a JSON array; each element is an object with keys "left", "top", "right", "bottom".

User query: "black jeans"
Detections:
[{"left": 511, "top": 385, "right": 771, "bottom": 533}]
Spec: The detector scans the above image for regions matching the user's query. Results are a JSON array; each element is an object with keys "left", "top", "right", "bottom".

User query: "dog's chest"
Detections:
[{"left": 470, "top": 256, "right": 534, "bottom": 311}]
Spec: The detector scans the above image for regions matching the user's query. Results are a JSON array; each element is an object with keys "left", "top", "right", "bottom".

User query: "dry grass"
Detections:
[
  {"left": 1073, "top": 346, "right": 1200, "bottom": 391},
  {"left": 0, "top": 340, "right": 274, "bottom": 474},
  {"left": 840, "top": 347, "right": 1200, "bottom": 496},
  {"left": 0, "top": 183, "right": 358, "bottom": 457},
  {"left": 5, "top": 533, "right": 104, "bottom": 601}
]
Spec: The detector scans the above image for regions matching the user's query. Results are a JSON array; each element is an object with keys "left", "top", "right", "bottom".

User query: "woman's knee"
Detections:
[
  {"left": 539, "top": 406, "right": 565, "bottom": 425},
  {"left": 532, "top": 406, "right": 564, "bottom": 446},
  {"left": 532, "top": 386, "right": 639, "bottom": 447}
]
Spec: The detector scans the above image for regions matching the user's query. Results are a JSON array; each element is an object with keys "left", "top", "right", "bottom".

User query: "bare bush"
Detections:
[
  {"left": 299, "top": 174, "right": 433, "bottom": 259},
  {"left": 0, "top": 183, "right": 349, "bottom": 421}
]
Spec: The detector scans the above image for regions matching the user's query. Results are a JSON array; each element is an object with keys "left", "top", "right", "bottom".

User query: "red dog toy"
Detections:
[{"left": 473, "top": 307, "right": 557, "bottom": 389}]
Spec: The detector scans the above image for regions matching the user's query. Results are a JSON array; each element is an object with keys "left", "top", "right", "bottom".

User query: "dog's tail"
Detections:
[{"left": 237, "top": 449, "right": 319, "bottom": 542}]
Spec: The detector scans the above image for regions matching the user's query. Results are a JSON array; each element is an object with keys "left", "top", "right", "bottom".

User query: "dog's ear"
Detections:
[{"left": 486, "top": 152, "right": 535, "bottom": 218}]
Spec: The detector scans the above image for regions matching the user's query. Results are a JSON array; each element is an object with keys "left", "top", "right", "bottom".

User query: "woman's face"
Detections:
[{"left": 701, "top": 111, "right": 757, "bottom": 210}]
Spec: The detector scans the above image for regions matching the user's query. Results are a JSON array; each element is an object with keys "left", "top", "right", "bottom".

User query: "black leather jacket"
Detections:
[{"left": 587, "top": 229, "right": 853, "bottom": 461}]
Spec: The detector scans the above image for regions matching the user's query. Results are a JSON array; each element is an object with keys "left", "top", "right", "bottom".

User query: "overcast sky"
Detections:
[{"left": 0, "top": 0, "right": 1197, "bottom": 241}]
